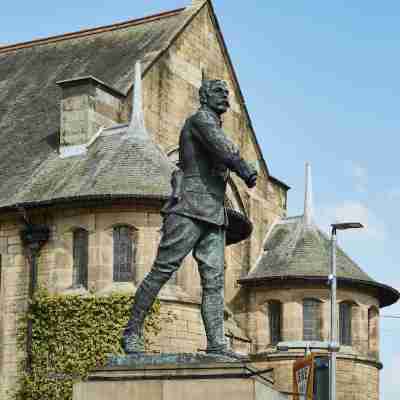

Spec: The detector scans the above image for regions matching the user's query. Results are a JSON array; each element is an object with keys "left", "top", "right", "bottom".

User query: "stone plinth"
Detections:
[{"left": 73, "top": 353, "right": 288, "bottom": 400}]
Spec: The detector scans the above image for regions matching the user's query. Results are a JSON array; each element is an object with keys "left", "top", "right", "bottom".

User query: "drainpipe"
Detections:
[{"left": 20, "top": 221, "right": 50, "bottom": 373}]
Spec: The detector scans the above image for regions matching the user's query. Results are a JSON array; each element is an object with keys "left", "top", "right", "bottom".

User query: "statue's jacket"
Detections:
[{"left": 163, "top": 106, "right": 252, "bottom": 227}]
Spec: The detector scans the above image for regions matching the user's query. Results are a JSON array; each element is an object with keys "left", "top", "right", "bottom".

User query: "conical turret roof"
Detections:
[
  {"left": 240, "top": 164, "right": 399, "bottom": 308},
  {"left": 244, "top": 216, "right": 373, "bottom": 282}
]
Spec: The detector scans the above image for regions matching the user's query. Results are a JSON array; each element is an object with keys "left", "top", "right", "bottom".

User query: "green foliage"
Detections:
[{"left": 15, "top": 288, "right": 165, "bottom": 400}]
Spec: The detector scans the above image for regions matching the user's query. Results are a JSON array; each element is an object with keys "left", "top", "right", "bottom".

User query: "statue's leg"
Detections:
[
  {"left": 123, "top": 214, "right": 202, "bottom": 352},
  {"left": 194, "top": 225, "right": 227, "bottom": 353}
]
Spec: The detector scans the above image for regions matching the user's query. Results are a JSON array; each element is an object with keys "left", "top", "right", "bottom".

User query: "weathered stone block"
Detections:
[{"left": 73, "top": 362, "right": 287, "bottom": 400}]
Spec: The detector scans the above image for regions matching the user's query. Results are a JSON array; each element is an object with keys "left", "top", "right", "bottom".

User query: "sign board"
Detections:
[{"left": 293, "top": 355, "right": 315, "bottom": 400}]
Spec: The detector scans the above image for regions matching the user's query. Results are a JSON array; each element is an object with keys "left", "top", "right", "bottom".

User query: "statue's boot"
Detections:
[
  {"left": 122, "top": 273, "right": 166, "bottom": 354},
  {"left": 121, "top": 333, "right": 145, "bottom": 354},
  {"left": 200, "top": 289, "right": 247, "bottom": 360},
  {"left": 206, "top": 347, "right": 250, "bottom": 361}
]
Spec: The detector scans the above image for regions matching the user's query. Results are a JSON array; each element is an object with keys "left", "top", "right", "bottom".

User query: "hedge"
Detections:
[{"left": 14, "top": 288, "right": 168, "bottom": 400}]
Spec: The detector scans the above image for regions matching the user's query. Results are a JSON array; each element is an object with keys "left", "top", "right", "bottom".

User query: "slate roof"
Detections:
[
  {"left": 240, "top": 216, "right": 400, "bottom": 307},
  {"left": 246, "top": 216, "right": 372, "bottom": 281},
  {"left": 0, "top": 5, "right": 201, "bottom": 209}
]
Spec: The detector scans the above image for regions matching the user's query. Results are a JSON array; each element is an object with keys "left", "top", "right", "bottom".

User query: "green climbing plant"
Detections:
[{"left": 14, "top": 287, "right": 167, "bottom": 400}]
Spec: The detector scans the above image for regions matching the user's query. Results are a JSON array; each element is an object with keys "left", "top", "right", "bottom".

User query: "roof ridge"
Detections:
[{"left": 0, "top": 7, "right": 186, "bottom": 54}]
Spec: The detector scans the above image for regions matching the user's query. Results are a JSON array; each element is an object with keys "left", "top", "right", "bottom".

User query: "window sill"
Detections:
[
  {"left": 96, "top": 281, "right": 137, "bottom": 295},
  {"left": 61, "top": 285, "right": 90, "bottom": 296},
  {"left": 339, "top": 344, "right": 356, "bottom": 355}
]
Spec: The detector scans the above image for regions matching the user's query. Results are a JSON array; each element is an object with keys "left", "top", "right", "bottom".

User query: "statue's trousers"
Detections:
[{"left": 124, "top": 213, "right": 227, "bottom": 351}]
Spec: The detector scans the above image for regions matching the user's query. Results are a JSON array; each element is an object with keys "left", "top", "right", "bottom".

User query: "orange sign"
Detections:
[{"left": 293, "top": 354, "right": 315, "bottom": 400}]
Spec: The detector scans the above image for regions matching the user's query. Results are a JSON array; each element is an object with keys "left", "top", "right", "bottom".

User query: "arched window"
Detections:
[
  {"left": 368, "top": 307, "right": 379, "bottom": 353},
  {"left": 113, "top": 225, "right": 136, "bottom": 282},
  {"left": 303, "top": 298, "right": 322, "bottom": 341},
  {"left": 72, "top": 229, "right": 88, "bottom": 288},
  {"left": 339, "top": 302, "right": 352, "bottom": 345},
  {"left": 268, "top": 300, "right": 282, "bottom": 345}
]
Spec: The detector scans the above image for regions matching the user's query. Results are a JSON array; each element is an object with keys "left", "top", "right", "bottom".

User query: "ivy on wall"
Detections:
[{"left": 14, "top": 288, "right": 167, "bottom": 400}]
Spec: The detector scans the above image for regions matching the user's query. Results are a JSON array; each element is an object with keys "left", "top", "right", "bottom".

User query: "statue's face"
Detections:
[{"left": 206, "top": 81, "right": 230, "bottom": 115}]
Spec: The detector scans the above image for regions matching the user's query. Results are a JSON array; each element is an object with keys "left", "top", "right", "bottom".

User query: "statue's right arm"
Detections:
[{"left": 192, "top": 111, "right": 257, "bottom": 188}]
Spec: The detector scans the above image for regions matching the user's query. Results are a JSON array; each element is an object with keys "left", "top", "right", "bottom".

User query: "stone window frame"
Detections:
[
  {"left": 112, "top": 224, "right": 138, "bottom": 283},
  {"left": 60, "top": 224, "right": 92, "bottom": 292},
  {"left": 72, "top": 228, "right": 89, "bottom": 289},
  {"left": 368, "top": 306, "right": 379, "bottom": 355},
  {"left": 339, "top": 301, "right": 353, "bottom": 346},
  {"left": 267, "top": 300, "right": 282, "bottom": 346},
  {"left": 302, "top": 298, "right": 323, "bottom": 341}
]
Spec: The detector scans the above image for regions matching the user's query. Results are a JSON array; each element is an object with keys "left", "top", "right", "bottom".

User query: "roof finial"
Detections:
[
  {"left": 127, "top": 61, "right": 148, "bottom": 139},
  {"left": 304, "top": 162, "right": 313, "bottom": 226}
]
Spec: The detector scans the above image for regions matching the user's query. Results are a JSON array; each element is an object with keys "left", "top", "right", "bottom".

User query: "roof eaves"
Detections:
[
  {"left": 140, "top": 2, "right": 208, "bottom": 81},
  {"left": 237, "top": 275, "right": 400, "bottom": 308},
  {"left": 269, "top": 175, "right": 291, "bottom": 190},
  {"left": 98, "top": 1, "right": 207, "bottom": 95},
  {"left": 0, "top": 193, "right": 169, "bottom": 213},
  {"left": 0, "top": 7, "right": 186, "bottom": 55}
]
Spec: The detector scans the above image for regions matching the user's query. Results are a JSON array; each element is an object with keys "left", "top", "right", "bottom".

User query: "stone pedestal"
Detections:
[{"left": 73, "top": 353, "right": 288, "bottom": 400}]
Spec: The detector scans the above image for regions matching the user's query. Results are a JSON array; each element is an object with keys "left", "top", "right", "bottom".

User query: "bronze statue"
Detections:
[{"left": 122, "top": 79, "right": 257, "bottom": 358}]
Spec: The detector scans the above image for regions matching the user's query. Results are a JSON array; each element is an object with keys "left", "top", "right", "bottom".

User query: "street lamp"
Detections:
[{"left": 329, "top": 222, "right": 363, "bottom": 400}]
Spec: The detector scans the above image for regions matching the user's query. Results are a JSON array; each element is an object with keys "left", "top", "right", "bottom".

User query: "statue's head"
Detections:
[{"left": 199, "top": 79, "right": 230, "bottom": 115}]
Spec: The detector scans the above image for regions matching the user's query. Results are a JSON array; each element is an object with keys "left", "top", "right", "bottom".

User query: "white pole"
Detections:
[{"left": 329, "top": 227, "right": 337, "bottom": 400}]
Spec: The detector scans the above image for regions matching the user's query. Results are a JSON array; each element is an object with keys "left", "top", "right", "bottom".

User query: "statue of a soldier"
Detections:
[{"left": 122, "top": 79, "right": 258, "bottom": 358}]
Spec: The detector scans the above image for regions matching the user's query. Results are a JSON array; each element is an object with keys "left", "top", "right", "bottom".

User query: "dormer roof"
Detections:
[{"left": 11, "top": 123, "right": 173, "bottom": 207}]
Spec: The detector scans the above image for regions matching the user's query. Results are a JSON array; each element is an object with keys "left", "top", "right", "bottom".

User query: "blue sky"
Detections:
[{"left": 2, "top": 0, "right": 399, "bottom": 398}]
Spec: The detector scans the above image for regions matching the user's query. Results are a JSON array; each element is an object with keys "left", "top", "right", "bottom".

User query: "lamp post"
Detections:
[{"left": 329, "top": 222, "right": 363, "bottom": 400}]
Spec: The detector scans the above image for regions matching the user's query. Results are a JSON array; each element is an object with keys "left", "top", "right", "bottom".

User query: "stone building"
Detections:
[{"left": 0, "top": 1, "right": 397, "bottom": 399}]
